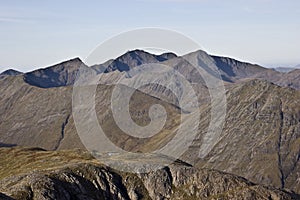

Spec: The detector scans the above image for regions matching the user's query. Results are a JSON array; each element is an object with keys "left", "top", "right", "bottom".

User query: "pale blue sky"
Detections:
[{"left": 0, "top": 0, "right": 299, "bottom": 72}]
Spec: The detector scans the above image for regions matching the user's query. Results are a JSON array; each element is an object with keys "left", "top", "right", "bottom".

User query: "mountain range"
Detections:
[{"left": 0, "top": 49, "right": 300, "bottom": 199}]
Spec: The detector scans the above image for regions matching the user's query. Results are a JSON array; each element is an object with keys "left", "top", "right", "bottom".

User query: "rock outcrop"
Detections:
[{"left": 0, "top": 147, "right": 298, "bottom": 200}]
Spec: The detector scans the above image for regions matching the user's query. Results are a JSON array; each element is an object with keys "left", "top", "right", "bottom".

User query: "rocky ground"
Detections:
[{"left": 0, "top": 147, "right": 299, "bottom": 200}]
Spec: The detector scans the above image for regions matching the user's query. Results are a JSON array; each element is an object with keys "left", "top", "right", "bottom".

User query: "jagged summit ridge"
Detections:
[
  {"left": 10, "top": 49, "right": 300, "bottom": 90},
  {"left": 91, "top": 49, "right": 177, "bottom": 73}
]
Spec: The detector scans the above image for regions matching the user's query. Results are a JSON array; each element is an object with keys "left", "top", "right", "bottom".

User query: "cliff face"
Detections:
[{"left": 0, "top": 147, "right": 298, "bottom": 200}]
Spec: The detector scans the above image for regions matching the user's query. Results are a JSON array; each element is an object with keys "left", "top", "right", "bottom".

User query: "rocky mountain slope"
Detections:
[
  {"left": 276, "top": 69, "right": 300, "bottom": 89},
  {"left": 0, "top": 69, "right": 22, "bottom": 76},
  {"left": 210, "top": 55, "right": 267, "bottom": 82},
  {"left": 0, "top": 147, "right": 298, "bottom": 200},
  {"left": 23, "top": 58, "right": 88, "bottom": 88},
  {"left": 1, "top": 49, "right": 300, "bottom": 198},
  {"left": 91, "top": 50, "right": 177, "bottom": 73},
  {"left": 0, "top": 75, "right": 76, "bottom": 150},
  {"left": 183, "top": 80, "right": 300, "bottom": 193},
  {"left": 0, "top": 69, "right": 22, "bottom": 79}
]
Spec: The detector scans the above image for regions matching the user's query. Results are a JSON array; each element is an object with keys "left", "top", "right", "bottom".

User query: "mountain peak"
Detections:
[
  {"left": 117, "top": 49, "right": 155, "bottom": 62},
  {"left": 72, "top": 57, "right": 82, "bottom": 62},
  {"left": 23, "top": 57, "right": 87, "bottom": 88},
  {"left": 92, "top": 49, "right": 178, "bottom": 73},
  {"left": 123, "top": 49, "right": 177, "bottom": 59},
  {"left": 158, "top": 52, "right": 177, "bottom": 60},
  {"left": 54, "top": 57, "right": 84, "bottom": 66},
  {"left": 0, "top": 69, "right": 23, "bottom": 76},
  {"left": 125, "top": 49, "right": 149, "bottom": 55}
]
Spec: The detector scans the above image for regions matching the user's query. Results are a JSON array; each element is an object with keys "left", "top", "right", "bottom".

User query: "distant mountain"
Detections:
[
  {"left": 210, "top": 55, "right": 267, "bottom": 82},
  {"left": 91, "top": 49, "right": 177, "bottom": 73},
  {"left": 276, "top": 69, "right": 300, "bottom": 89},
  {"left": 295, "top": 64, "right": 300, "bottom": 68},
  {"left": 0, "top": 69, "right": 22, "bottom": 76},
  {"left": 23, "top": 58, "right": 88, "bottom": 88},
  {"left": 273, "top": 67, "right": 296, "bottom": 73},
  {"left": 0, "top": 69, "right": 22, "bottom": 79},
  {"left": 273, "top": 64, "right": 300, "bottom": 73},
  {"left": 18, "top": 49, "right": 300, "bottom": 90},
  {"left": 157, "top": 52, "right": 177, "bottom": 60}
]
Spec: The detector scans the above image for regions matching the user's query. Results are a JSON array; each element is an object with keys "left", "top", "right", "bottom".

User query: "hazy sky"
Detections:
[{"left": 0, "top": 0, "right": 299, "bottom": 72}]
